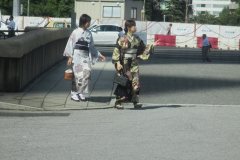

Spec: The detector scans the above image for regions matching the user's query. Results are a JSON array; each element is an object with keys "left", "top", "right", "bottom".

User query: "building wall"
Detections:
[
  {"left": 75, "top": 0, "right": 125, "bottom": 21},
  {"left": 192, "top": 0, "right": 231, "bottom": 16},
  {"left": 75, "top": 0, "right": 143, "bottom": 21},
  {"left": 124, "top": 0, "right": 144, "bottom": 21}
]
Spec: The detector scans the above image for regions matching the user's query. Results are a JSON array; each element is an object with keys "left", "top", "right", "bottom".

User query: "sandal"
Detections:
[
  {"left": 114, "top": 101, "right": 124, "bottom": 110},
  {"left": 133, "top": 102, "right": 142, "bottom": 109}
]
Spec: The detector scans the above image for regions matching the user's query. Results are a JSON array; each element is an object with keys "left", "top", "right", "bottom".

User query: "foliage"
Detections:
[
  {"left": 0, "top": 0, "right": 12, "bottom": 15},
  {"left": 218, "top": 7, "right": 240, "bottom": 25},
  {"left": 0, "top": 0, "right": 74, "bottom": 17},
  {"left": 22, "top": 0, "right": 74, "bottom": 17},
  {"left": 190, "top": 12, "right": 220, "bottom": 24},
  {"left": 163, "top": 0, "right": 186, "bottom": 22},
  {"left": 145, "top": 0, "right": 163, "bottom": 21}
]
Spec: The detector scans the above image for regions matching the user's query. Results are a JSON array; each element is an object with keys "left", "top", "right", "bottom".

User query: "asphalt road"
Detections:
[{"left": 1, "top": 107, "right": 240, "bottom": 160}]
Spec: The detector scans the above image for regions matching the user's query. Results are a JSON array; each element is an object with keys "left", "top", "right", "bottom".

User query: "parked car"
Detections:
[
  {"left": 89, "top": 24, "right": 123, "bottom": 45},
  {"left": 44, "top": 20, "right": 71, "bottom": 28}
]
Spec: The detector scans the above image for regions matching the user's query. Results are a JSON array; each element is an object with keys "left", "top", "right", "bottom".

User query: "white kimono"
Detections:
[{"left": 63, "top": 27, "right": 99, "bottom": 94}]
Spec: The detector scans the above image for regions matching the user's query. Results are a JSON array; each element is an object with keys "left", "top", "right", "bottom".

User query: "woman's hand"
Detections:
[
  {"left": 67, "top": 57, "right": 72, "bottom": 66},
  {"left": 116, "top": 62, "right": 123, "bottom": 71},
  {"left": 99, "top": 53, "right": 106, "bottom": 62}
]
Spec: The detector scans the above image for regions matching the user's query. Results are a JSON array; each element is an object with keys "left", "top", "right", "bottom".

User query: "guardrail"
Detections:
[{"left": 0, "top": 28, "right": 71, "bottom": 92}]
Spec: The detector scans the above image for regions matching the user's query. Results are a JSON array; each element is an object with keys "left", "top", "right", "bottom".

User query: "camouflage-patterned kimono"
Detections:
[{"left": 112, "top": 32, "right": 153, "bottom": 104}]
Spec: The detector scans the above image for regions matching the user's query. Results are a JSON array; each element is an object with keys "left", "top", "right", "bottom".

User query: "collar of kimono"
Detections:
[
  {"left": 127, "top": 32, "right": 133, "bottom": 37},
  {"left": 78, "top": 27, "right": 87, "bottom": 32},
  {"left": 126, "top": 32, "right": 134, "bottom": 42}
]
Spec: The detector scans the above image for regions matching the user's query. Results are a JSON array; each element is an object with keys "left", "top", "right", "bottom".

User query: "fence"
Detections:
[{"left": 1, "top": 15, "right": 240, "bottom": 50}]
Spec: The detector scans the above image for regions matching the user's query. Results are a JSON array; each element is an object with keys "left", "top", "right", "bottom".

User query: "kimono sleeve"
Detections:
[
  {"left": 89, "top": 32, "right": 100, "bottom": 61},
  {"left": 136, "top": 35, "right": 146, "bottom": 56},
  {"left": 112, "top": 37, "right": 122, "bottom": 64},
  {"left": 112, "top": 47, "right": 121, "bottom": 64},
  {"left": 63, "top": 30, "right": 77, "bottom": 57},
  {"left": 136, "top": 36, "right": 153, "bottom": 61}
]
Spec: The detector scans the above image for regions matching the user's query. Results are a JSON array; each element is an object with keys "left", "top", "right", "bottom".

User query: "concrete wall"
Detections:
[{"left": 0, "top": 29, "right": 71, "bottom": 92}]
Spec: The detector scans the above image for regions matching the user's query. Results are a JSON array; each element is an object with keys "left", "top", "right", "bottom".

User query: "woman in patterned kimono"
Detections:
[
  {"left": 112, "top": 20, "right": 154, "bottom": 109},
  {"left": 63, "top": 14, "right": 105, "bottom": 102}
]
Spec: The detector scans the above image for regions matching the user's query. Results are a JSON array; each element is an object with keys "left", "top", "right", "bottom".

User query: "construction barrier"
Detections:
[
  {"left": 197, "top": 37, "right": 218, "bottom": 49},
  {"left": 154, "top": 34, "right": 176, "bottom": 47}
]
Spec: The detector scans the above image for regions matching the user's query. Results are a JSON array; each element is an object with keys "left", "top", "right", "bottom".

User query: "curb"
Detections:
[
  {"left": 0, "top": 100, "right": 115, "bottom": 112},
  {"left": 0, "top": 102, "right": 44, "bottom": 111},
  {"left": 1, "top": 100, "right": 240, "bottom": 113},
  {"left": 0, "top": 110, "right": 71, "bottom": 117}
]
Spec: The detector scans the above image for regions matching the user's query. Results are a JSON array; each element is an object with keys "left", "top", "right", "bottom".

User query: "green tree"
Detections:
[
  {"left": 0, "top": 0, "right": 13, "bottom": 15},
  {"left": 190, "top": 12, "right": 219, "bottom": 24},
  {"left": 218, "top": 7, "right": 240, "bottom": 25},
  {"left": 163, "top": 0, "right": 186, "bottom": 22},
  {"left": 21, "top": 0, "right": 74, "bottom": 17},
  {"left": 145, "top": 0, "right": 163, "bottom": 21}
]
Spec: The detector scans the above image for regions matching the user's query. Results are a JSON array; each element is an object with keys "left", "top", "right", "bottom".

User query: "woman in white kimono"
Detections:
[{"left": 63, "top": 14, "right": 105, "bottom": 101}]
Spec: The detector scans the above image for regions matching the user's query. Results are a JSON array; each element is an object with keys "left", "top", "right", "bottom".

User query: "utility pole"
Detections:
[
  {"left": 13, "top": 0, "right": 21, "bottom": 16},
  {"left": 0, "top": 9, "right": 1, "bottom": 28},
  {"left": 71, "top": 0, "right": 76, "bottom": 29},
  {"left": 185, "top": 0, "right": 189, "bottom": 23},
  {"left": 99, "top": 0, "right": 102, "bottom": 21},
  {"left": 27, "top": 0, "right": 30, "bottom": 16},
  {"left": 141, "top": 0, "right": 146, "bottom": 21}
]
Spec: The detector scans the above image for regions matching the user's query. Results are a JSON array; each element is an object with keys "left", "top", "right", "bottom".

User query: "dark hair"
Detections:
[
  {"left": 124, "top": 20, "right": 136, "bottom": 33},
  {"left": 10, "top": 15, "right": 14, "bottom": 19},
  {"left": 79, "top": 14, "right": 91, "bottom": 27},
  {"left": 202, "top": 34, "right": 206, "bottom": 39}
]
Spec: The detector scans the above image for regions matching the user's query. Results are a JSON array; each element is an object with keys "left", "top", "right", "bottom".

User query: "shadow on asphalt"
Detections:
[
  {"left": 129, "top": 105, "right": 182, "bottom": 110},
  {"left": 140, "top": 55, "right": 240, "bottom": 65},
  {"left": 140, "top": 74, "right": 240, "bottom": 94},
  {"left": 88, "top": 96, "right": 113, "bottom": 103},
  {"left": 19, "top": 68, "right": 240, "bottom": 95}
]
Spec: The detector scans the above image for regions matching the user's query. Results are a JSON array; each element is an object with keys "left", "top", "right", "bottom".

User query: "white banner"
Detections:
[
  {"left": 219, "top": 25, "right": 240, "bottom": 39},
  {"left": 147, "top": 22, "right": 169, "bottom": 35},
  {"left": 136, "top": 21, "right": 147, "bottom": 33},
  {"left": 171, "top": 23, "right": 195, "bottom": 37},
  {"left": 23, "top": 16, "right": 48, "bottom": 27},
  {"left": 196, "top": 24, "right": 220, "bottom": 37},
  {"left": 218, "top": 38, "right": 239, "bottom": 50},
  {"left": 176, "top": 36, "right": 197, "bottom": 48}
]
